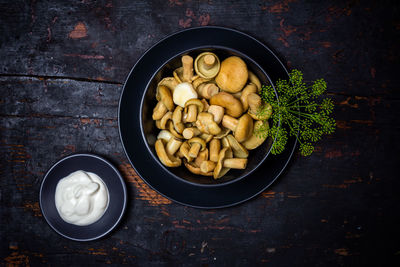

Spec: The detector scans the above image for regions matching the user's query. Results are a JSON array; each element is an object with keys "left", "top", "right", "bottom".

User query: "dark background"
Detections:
[{"left": 1, "top": 0, "right": 399, "bottom": 266}]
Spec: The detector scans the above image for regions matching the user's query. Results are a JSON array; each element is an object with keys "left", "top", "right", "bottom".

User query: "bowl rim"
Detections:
[
  {"left": 39, "top": 153, "right": 127, "bottom": 241},
  {"left": 139, "top": 45, "right": 281, "bottom": 187}
]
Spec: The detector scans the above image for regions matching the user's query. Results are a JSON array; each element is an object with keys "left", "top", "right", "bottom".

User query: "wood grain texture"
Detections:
[{"left": 1, "top": 0, "right": 400, "bottom": 266}]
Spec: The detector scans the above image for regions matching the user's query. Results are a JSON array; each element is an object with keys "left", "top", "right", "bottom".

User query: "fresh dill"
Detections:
[{"left": 256, "top": 69, "right": 336, "bottom": 156}]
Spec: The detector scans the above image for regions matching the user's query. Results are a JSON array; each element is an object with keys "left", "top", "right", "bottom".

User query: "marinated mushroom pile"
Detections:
[{"left": 152, "top": 52, "right": 272, "bottom": 179}]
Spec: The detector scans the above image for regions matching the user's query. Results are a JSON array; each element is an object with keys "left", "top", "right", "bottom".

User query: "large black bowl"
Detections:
[
  {"left": 141, "top": 47, "right": 278, "bottom": 186},
  {"left": 119, "top": 26, "right": 297, "bottom": 208}
]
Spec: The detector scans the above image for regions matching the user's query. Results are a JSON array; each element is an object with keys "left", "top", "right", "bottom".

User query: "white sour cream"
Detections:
[{"left": 55, "top": 170, "right": 109, "bottom": 226}]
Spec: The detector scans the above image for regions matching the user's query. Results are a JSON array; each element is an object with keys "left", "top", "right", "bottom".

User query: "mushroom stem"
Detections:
[
  {"left": 223, "top": 158, "right": 247, "bottom": 169},
  {"left": 166, "top": 138, "right": 183, "bottom": 156},
  {"left": 186, "top": 104, "right": 198, "bottom": 122},
  {"left": 194, "top": 148, "right": 208, "bottom": 167},
  {"left": 200, "top": 161, "right": 216, "bottom": 173},
  {"left": 183, "top": 127, "right": 201, "bottom": 139},
  {"left": 182, "top": 55, "right": 194, "bottom": 82},
  {"left": 222, "top": 114, "right": 253, "bottom": 143},
  {"left": 208, "top": 105, "right": 224, "bottom": 124},
  {"left": 203, "top": 54, "right": 216, "bottom": 70},
  {"left": 209, "top": 139, "right": 221, "bottom": 162},
  {"left": 197, "top": 83, "right": 219, "bottom": 99},
  {"left": 222, "top": 115, "right": 238, "bottom": 132},
  {"left": 189, "top": 143, "right": 201, "bottom": 158},
  {"left": 221, "top": 136, "right": 230, "bottom": 148},
  {"left": 240, "top": 84, "right": 257, "bottom": 111}
]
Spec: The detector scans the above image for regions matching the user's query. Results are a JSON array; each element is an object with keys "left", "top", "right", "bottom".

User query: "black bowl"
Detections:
[
  {"left": 39, "top": 153, "right": 127, "bottom": 241},
  {"left": 119, "top": 26, "right": 295, "bottom": 208},
  {"left": 141, "top": 47, "right": 278, "bottom": 186}
]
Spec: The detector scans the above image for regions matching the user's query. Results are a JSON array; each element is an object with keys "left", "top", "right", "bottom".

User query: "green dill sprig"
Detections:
[{"left": 257, "top": 69, "right": 336, "bottom": 156}]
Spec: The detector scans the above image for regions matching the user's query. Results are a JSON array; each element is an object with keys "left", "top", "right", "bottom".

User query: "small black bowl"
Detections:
[
  {"left": 140, "top": 47, "right": 278, "bottom": 186},
  {"left": 39, "top": 153, "right": 127, "bottom": 241}
]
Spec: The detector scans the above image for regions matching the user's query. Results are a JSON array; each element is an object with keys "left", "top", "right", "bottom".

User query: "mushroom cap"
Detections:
[
  {"left": 248, "top": 102, "right": 272, "bottom": 121},
  {"left": 156, "top": 85, "right": 174, "bottom": 111},
  {"left": 226, "top": 134, "right": 249, "bottom": 158},
  {"left": 234, "top": 114, "right": 254, "bottom": 142},
  {"left": 214, "top": 127, "right": 231, "bottom": 139},
  {"left": 159, "top": 111, "right": 173, "bottom": 129},
  {"left": 173, "top": 82, "right": 198, "bottom": 107},
  {"left": 215, "top": 56, "right": 248, "bottom": 93},
  {"left": 179, "top": 141, "right": 193, "bottom": 162},
  {"left": 167, "top": 121, "right": 183, "bottom": 139},
  {"left": 210, "top": 92, "right": 243, "bottom": 118},
  {"left": 194, "top": 52, "right": 221, "bottom": 79},
  {"left": 242, "top": 120, "right": 268, "bottom": 150},
  {"left": 158, "top": 77, "right": 179, "bottom": 92},
  {"left": 192, "top": 77, "right": 212, "bottom": 90},
  {"left": 188, "top": 137, "right": 206, "bottom": 151},
  {"left": 173, "top": 67, "right": 184, "bottom": 83},
  {"left": 155, "top": 139, "right": 182, "bottom": 167},
  {"left": 152, "top": 101, "right": 168, "bottom": 120},
  {"left": 172, "top": 106, "right": 185, "bottom": 133},
  {"left": 213, "top": 147, "right": 233, "bottom": 179},
  {"left": 207, "top": 104, "right": 224, "bottom": 124},
  {"left": 157, "top": 130, "right": 174, "bottom": 142},
  {"left": 184, "top": 98, "right": 204, "bottom": 113},
  {"left": 195, "top": 112, "right": 222, "bottom": 135},
  {"left": 240, "top": 83, "right": 258, "bottom": 111}
]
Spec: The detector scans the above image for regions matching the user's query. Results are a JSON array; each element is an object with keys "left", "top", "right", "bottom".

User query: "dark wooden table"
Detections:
[{"left": 1, "top": 0, "right": 399, "bottom": 266}]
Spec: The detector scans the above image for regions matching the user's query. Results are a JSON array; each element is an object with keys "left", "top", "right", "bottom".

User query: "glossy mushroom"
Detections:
[
  {"left": 210, "top": 92, "right": 243, "bottom": 118},
  {"left": 184, "top": 99, "right": 204, "bottom": 123},
  {"left": 157, "top": 130, "right": 174, "bottom": 143},
  {"left": 172, "top": 106, "right": 185, "bottom": 133},
  {"left": 240, "top": 83, "right": 258, "bottom": 111},
  {"left": 155, "top": 139, "right": 182, "bottom": 167},
  {"left": 213, "top": 147, "right": 248, "bottom": 179},
  {"left": 158, "top": 77, "right": 179, "bottom": 92},
  {"left": 166, "top": 138, "right": 183, "bottom": 156},
  {"left": 226, "top": 134, "right": 249, "bottom": 158},
  {"left": 156, "top": 111, "right": 172, "bottom": 129},
  {"left": 173, "top": 82, "right": 198, "bottom": 107},
  {"left": 242, "top": 120, "right": 268, "bottom": 150},
  {"left": 221, "top": 114, "right": 254, "bottom": 142},
  {"left": 207, "top": 105, "right": 224, "bottom": 124},
  {"left": 215, "top": 56, "right": 248, "bottom": 93},
  {"left": 182, "top": 127, "right": 201, "bottom": 139},
  {"left": 184, "top": 160, "right": 213, "bottom": 176},
  {"left": 188, "top": 137, "right": 206, "bottom": 158},
  {"left": 194, "top": 52, "right": 220, "bottom": 79},
  {"left": 247, "top": 93, "right": 272, "bottom": 120},
  {"left": 209, "top": 138, "right": 221, "bottom": 162},
  {"left": 195, "top": 112, "right": 221, "bottom": 135},
  {"left": 197, "top": 83, "right": 219, "bottom": 99}
]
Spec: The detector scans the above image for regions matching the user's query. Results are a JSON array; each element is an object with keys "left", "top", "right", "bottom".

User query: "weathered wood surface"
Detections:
[{"left": 1, "top": 0, "right": 399, "bottom": 266}]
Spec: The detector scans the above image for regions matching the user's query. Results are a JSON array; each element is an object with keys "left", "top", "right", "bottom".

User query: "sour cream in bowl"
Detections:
[
  {"left": 55, "top": 170, "right": 109, "bottom": 226},
  {"left": 40, "top": 154, "right": 127, "bottom": 241}
]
